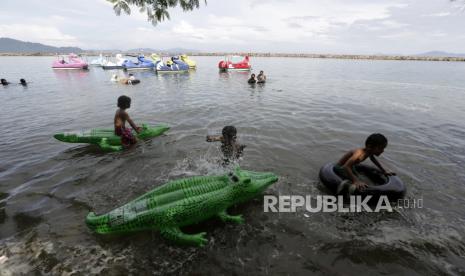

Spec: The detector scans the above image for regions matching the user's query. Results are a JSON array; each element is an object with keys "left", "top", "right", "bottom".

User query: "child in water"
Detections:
[
  {"left": 335, "top": 133, "right": 395, "bottom": 192},
  {"left": 248, "top": 74, "right": 257, "bottom": 84},
  {"left": 112, "top": 74, "right": 139, "bottom": 85},
  {"left": 257, "top": 71, "right": 266, "bottom": 83},
  {"left": 206, "top": 126, "right": 246, "bottom": 163},
  {"left": 114, "top": 95, "right": 141, "bottom": 147}
]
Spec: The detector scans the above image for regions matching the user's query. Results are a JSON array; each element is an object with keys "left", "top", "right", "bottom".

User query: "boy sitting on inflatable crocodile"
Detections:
[
  {"left": 335, "top": 133, "right": 395, "bottom": 193},
  {"left": 114, "top": 95, "right": 141, "bottom": 147},
  {"left": 206, "top": 126, "right": 246, "bottom": 164}
]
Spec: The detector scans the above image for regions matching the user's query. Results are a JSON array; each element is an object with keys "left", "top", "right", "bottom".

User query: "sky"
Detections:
[{"left": 0, "top": 0, "right": 465, "bottom": 54}]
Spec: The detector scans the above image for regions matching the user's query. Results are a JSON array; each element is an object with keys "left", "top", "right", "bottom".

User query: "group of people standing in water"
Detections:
[
  {"left": 248, "top": 70, "right": 266, "bottom": 84},
  {"left": 1, "top": 78, "right": 27, "bottom": 86}
]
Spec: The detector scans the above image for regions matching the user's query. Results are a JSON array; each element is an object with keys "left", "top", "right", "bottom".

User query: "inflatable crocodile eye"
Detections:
[{"left": 231, "top": 175, "right": 239, "bottom": 182}]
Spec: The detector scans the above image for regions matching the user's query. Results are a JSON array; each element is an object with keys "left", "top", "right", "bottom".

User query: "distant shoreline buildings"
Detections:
[
  {"left": 1, "top": 38, "right": 464, "bottom": 62},
  {"left": 192, "top": 52, "right": 465, "bottom": 62},
  {"left": 1, "top": 51, "right": 465, "bottom": 62}
]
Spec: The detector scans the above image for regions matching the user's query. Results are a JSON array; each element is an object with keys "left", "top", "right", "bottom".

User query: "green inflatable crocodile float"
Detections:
[
  {"left": 86, "top": 168, "right": 279, "bottom": 246},
  {"left": 53, "top": 124, "right": 169, "bottom": 152}
]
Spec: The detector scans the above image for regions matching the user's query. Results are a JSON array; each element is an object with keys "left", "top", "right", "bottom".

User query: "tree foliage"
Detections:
[{"left": 107, "top": 0, "right": 206, "bottom": 25}]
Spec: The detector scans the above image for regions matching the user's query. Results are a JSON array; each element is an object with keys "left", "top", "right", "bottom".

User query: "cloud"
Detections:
[
  {"left": 50, "top": 15, "right": 66, "bottom": 21},
  {"left": 430, "top": 31, "right": 447, "bottom": 37},
  {"left": 288, "top": 22, "right": 303, "bottom": 29},
  {"left": 172, "top": 20, "right": 206, "bottom": 40},
  {"left": 136, "top": 27, "right": 152, "bottom": 32},
  {"left": 0, "top": 0, "right": 463, "bottom": 54},
  {"left": 353, "top": 19, "right": 409, "bottom": 31},
  {"left": 284, "top": 16, "right": 320, "bottom": 21},
  {"left": 0, "top": 24, "right": 78, "bottom": 46},
  {"left": 170, "top": 19, "right": 247, "bottom": 44},
  {"left": 252, "top": 26, "right": 269, "bottom": 32},
  {"left": 380, "top": 20, "right": 408, "bottom": 28},
  {"left": 423, "top": 12, "right": 451, "bottom": 17},
  {"left": 249, "top": 0, "right": 296, "bottom": 8},
  {"left": 378, "top": 31, "right": 415, "bottom": 39},
  {"left": 151, "top": 0, "right": 412, "bottom": 51}
]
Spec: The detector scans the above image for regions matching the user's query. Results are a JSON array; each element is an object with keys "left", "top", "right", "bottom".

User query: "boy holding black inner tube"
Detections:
[{"left": 335, "top": 133, "right": 395, "bottom": 193}]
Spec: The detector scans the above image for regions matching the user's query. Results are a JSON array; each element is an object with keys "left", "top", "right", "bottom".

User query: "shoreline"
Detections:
[{"left": 1, "top": 52, "right": 464, "bottom": 62}]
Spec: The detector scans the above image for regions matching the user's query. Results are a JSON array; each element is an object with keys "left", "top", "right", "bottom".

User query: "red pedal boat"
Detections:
[{"left": 218, "top": 55, "right": 251, "bottom": 71}]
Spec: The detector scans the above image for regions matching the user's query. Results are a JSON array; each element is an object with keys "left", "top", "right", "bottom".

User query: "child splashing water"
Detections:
[
  {"left": 168, "top": 126, "right": 246, "bottom": 177},
  {"left": 114, "top": 95, "right": 141, "bottom": 148},
  {"left": 207, "top": 126, "right": 246, "bottom": 165}
]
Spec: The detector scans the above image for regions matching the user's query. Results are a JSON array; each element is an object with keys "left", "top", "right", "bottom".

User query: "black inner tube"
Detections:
[{"left": 319, "top": 162, "right": 406, "bottom": 201}]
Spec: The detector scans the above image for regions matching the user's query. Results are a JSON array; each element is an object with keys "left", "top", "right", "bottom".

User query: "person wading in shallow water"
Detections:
[
  {"left": 257, "top": 70, "right": 266, "bottom": 83},
  {"left": 248, "top": 74, "right": 257, "bottom": 84},
  {"left": 206, "top": 126, "right": 246, "bottom": 165}
]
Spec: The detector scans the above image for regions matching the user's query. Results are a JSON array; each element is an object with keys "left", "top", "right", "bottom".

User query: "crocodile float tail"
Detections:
[
  {"left": 85, "top": 212, "right": 111, "bottom": 234},
  {"left": 54, "top": 133, "right": 79, "bottom": 143}
]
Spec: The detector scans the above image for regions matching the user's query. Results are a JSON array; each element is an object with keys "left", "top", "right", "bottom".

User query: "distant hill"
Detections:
[
  {"left": 0, "top": 38, "right": 199, "bottom": 55},
  {"left": 0, "top": 37, "right": 83, "bottom": 53},
  {"left": 416, "top": 51, "right": 465, "bottom": 58}
]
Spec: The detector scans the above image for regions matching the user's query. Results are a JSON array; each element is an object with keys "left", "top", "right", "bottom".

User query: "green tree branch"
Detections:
[{"left": 107, "top": 0, "right": 206, "bottom": 26}]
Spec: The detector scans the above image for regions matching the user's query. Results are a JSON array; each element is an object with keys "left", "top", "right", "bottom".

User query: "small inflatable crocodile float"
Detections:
[
  {"left": 53, "top": 124, "right": 169, "bottom": 152},
  {"left": 86, "top": 168, "right": 279, "bottom": 246}
]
